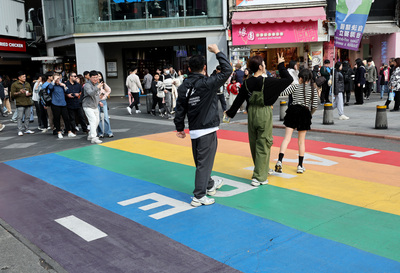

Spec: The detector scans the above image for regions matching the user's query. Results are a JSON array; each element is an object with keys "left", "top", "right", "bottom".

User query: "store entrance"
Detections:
[
  {"left": 251, "top": 47, "right": 299, "bottom": 72},
  {"left": 122, "top": 40, "right": 206, "bottom": 83}
]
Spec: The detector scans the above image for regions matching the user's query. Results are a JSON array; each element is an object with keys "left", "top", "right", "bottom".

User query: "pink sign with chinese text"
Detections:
[{"left": 232, "top": 22, "right": 319, "bottom": 46}]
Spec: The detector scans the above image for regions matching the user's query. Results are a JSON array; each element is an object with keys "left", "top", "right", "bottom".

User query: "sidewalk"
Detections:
[{"left": 263, "top": 92, "right": 399, "bottom": 141}]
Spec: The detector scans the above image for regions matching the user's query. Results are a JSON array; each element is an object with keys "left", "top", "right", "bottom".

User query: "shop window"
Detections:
[
  {"left": 186, "top": 0, "right": 207, "bottom": 16},
  {"left": 99, "top": 0, "right": 110, "bottom": 21},
  {"left": 110, "top": 0, "right": 147, "bottom": 20}
]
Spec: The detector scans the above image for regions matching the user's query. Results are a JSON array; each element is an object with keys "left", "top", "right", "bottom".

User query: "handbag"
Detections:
[
  {"left": 389, "top": 91, "right": 395, "bottom": 101},
  {"left": 315, "top": 76, "right": 326, "bottom": 87}
]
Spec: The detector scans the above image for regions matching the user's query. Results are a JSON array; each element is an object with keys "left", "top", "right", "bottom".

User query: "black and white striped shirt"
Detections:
[{"left": 281, "top": 83, "right": 319, "bottom": 110}]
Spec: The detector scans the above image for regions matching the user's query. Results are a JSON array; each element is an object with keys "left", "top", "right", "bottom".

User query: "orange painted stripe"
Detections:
[{"left": 140, "top": 131, "right": 400, "bottom": 188}]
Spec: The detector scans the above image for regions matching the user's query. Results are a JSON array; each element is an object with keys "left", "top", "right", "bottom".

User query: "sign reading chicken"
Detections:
[{"left": 334, "top": 0, "right": 373, "bottom": 51}]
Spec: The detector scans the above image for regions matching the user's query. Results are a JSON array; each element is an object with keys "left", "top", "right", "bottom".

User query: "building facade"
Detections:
[
  {"left": 42, "top": 0, "right": 228, "bottom": 96},
  {"left": 0, "top": 0, "right": 29, "bottom": 77},
  {"left": 228, "top": 0, "right": 329, "bottom": 72}
]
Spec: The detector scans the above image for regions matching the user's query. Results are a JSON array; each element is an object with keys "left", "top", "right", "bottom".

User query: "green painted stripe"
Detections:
[{"left": 57, "top": 145, "right": 400, "bottom": 262}]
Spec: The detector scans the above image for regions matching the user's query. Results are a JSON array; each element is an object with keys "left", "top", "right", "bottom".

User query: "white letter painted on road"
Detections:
[
  {"left": 211, "top": 175, "right": 256, "bottom": 197},
  {"left": 118, "top": 193, "right": 195, "bottom": 220},
  {"left": 55, "top": 215, "right": 107, "bottom": 242},
  {"left": 281, "top": 153, "right": 337, "bottom": 166},
  {"left": 323, "top": 147, "right": 380, "bottom": 158},
  {"left": 244, "top": 167, "right": 297, "bottom": 179}
]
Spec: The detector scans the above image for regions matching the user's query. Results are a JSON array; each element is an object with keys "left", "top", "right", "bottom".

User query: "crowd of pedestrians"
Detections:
[{"left": 0, "top": 69, "right": 114, "bottom": 144}]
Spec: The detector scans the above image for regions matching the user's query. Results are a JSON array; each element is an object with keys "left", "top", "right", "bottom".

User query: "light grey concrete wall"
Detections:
[
  {"left": 75, "top": 42, "right": 106, "bottom": 77},
  {"left": 206, "top": 33, "right": 229, "bottom": 76},
  {"left": 0, "top": 0, "right": 26, "bottom": 38}
]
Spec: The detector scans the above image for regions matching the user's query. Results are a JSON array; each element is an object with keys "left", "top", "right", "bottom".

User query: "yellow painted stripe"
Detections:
[
  {"left": 102, "top": 138, "right": 400, "bottom": 216},
  {"left": 140, "top": 132, "right": 400, "bottom": 187}
]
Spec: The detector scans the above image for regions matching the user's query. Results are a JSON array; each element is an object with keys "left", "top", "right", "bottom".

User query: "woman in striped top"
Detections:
[{"left": 275, "top": 69, "right": 319, "bottom": 174}]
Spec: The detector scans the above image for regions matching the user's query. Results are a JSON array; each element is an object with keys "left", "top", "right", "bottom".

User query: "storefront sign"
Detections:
[
  {"left": 334, "top": 0, "right": 373, "bottom": 51},
  {"left": 232, "top": 21, "right": 318, "bottom": 46},
  {"left": 0, "top": 38, "right": 26, "bottom": 52},
  {"left": 236, "top": 0, "right": 320, "bottom": 6}
]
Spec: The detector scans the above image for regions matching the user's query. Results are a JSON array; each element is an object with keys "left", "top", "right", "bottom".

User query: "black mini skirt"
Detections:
[{"left": 283, "top": 104, "right": 312, "bottom": 131}]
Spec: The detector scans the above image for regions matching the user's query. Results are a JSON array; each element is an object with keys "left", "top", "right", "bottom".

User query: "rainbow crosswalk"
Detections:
[{"left": 2, "top": 129, "right": 400, "bottom": 272}]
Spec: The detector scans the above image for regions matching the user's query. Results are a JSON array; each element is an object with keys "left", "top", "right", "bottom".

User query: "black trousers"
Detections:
[
  {"left": 365, "top": 82, "right": 373, "bottom": 98},
  {"left": 393, "top": 91, "right": 400, "bottom": 110},
  {"left": 129, "top": 92, "right": 140, "bottom": 110},
  {"left": 34, "top": 101, "right": 48, "bottom": 128},
  {"left": 68, "top": 107, "right": 87, "bottom": 132},
  {"left": 344, "top": 88, "right": 351, "bottom": 103},
  {"left": 191, "top": 131, "right": 218, "bottom": 199},
  {"left": 151, "top": 93, "right": 164, "bottom": 111},
  {"left": 217, "top": 94, "right": 227, "bottom": 111},
  {"left": 354, "top": 84, "right": 364, "bottom": 104},
  {"left": 321, "top": 82, "right": 330, "bottom": 103},
  {"left": 52, "top": 105, "right": 71, "bottom": 132}
]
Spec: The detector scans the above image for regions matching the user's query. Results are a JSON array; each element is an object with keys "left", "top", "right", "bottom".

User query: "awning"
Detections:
[
  {"left": 364, "top": 22, "right": 399, "bottom": 35},
  {"left": 231, "top": 7, "right": 326, "bottom": 25},
  {"left": 0, "top": 52, "right": 32, "bottom": 60}
]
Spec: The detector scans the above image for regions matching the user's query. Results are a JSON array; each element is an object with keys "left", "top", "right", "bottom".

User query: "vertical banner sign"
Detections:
[{"left": 334, "top": 0, "right": 373, "bottom": 51}]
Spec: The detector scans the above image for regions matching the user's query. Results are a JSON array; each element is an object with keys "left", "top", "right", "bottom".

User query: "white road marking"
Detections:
[
  {"left": 3, "top": 143, "right": 36, "bottom": 149},
  {"left": 211, "top": 175, "right": 256, "bottom": 197},
  {"left": 244, "top": 167, "right": 297, "bottom": 179},
  {"left": 55, "top": 215, "right": 107, "bottom": 242},
  {"left": 118, "top": 192, "right": 195, "bottom": 220},
  {"left": 323, "top": 147, "right": 380, "bottom": 158}
]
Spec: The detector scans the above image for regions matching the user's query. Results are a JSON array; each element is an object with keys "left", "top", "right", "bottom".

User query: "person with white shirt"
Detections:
[{"left": 174, "top": 44, "right": 232, "bottom": 207}]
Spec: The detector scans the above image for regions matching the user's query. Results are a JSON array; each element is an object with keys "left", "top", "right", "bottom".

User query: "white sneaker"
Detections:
[
  {"left": 251, "top": 178, "right": 269, "bottom": 187},
  {"left": 136, "top": 109, "right": 141, "bottom": 114},
  {"left": 190, "top": 196, "right": 215, "bottom": 207},
  {"left": 268, "top": 169, "right": 274, "bottom": 175},
  {"left": 75, "top": 126, "right": 80, "bottom": 132},
  {"left": 87, "top": 136, "right": 93, "bottom": 141},
  {"left": 127, "top": 107, "right": 132, "bottom": 115},
  {"left": 18, "top": 131, "right": 23, "bottom": 136},
  {"left": 58, "top": 132, "right": 63, "bottom": 139},
  {"left": 207, "top": 179, "right": 224, "bottom": 196},
  {"left": 68, "top": 132, "right": 76, "bottom": 137},
  {"left": 297, "top": 165, "right": 306, "bottom": 174},
  {"left": 24, "top": 130, "right": 34, "bottom": 134},
  {"left": 41, "top": 129, "right": 48, "bottom": 133},
  {"left": 0, "top": 124, "right": 5, "bottom": 132},
  {"left": 339, "top": 115, "right": 350, "bottom": 120},
  {"left": 91, "top": 138, "right": 103, "bottom": 144}
]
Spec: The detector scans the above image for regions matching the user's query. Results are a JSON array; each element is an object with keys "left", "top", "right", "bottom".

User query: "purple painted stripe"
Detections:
[{"left": 0, "top": 163, "right": 239, "bottom": 273}]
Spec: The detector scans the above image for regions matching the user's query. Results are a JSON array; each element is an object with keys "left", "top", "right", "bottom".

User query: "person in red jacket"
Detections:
[{"left": 227, "top": 76, "right": 241, "bottom": 108}]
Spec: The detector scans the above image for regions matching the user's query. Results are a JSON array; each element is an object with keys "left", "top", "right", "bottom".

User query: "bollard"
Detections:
[
  {"left": 280, "top": 100, "right": 288, "bottom": 121},
  {"left": 375, "top": 105, "right": 388, "bottom": 129},
  {"left": 323, "top": 103, "right": 334, "bottom": 125}
]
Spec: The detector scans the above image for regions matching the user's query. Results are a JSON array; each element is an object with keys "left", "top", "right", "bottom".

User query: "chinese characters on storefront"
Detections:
[{"left": 232, "top": 21, "right": 318, "bottom": 46}]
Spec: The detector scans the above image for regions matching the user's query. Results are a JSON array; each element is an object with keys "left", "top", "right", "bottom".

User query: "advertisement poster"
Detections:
[
  {"left": 334, "top": 0, "right": 373, "bottom": 51},
  {"left": 236, "top": 0, "right": 320, "bottom": 6}
]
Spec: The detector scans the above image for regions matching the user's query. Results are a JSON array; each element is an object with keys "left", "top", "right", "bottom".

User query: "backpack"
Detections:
[{"left": 39, "top": 85, "right": 52, "bottom": 106}]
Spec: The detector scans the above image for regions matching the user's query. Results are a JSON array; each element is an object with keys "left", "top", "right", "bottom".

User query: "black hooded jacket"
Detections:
[{"left": 174, "top": 52, "right": 232, "bottom": 132}]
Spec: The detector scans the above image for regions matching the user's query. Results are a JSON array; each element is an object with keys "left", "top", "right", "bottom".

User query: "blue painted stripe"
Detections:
[{"left": 6, "top": 154, "right": 400, "bottom": 272}]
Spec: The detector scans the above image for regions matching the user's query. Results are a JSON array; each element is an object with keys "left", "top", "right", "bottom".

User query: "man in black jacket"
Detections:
[{"left": 174, "top": 44, "right": 232, "bottom": 207}]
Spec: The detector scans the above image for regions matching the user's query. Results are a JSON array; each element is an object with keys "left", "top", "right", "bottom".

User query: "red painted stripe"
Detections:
[{"left": 216, "top": 129, "right": 400, "bottom": 167}]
